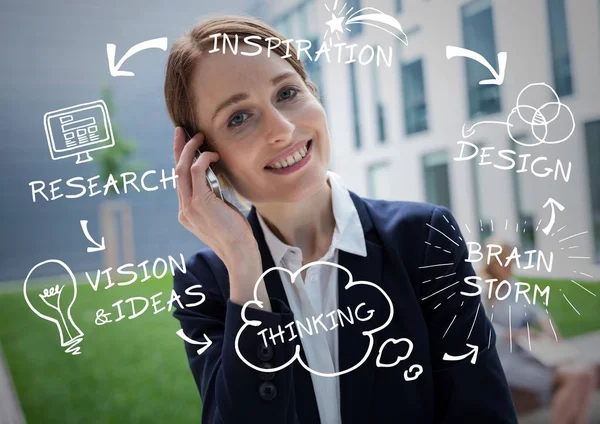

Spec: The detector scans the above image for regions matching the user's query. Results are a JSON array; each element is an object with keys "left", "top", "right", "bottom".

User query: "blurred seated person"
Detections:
[{"left": 479, "top": 237, "right": 597, "bottom": 423}]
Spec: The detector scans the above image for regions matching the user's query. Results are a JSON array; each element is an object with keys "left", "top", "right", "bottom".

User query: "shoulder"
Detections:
[
  {"left": 173, "top": 247, "right": 228, "bottom": 300},
  {"left": 356, "top": 195, "right": 454, "bottom": 241},
  {"left": 360, "top": 197, "right": 440, "bottom": 227},
  {"left": 355, "top": 195, "right": 466, "bottom": 263}
]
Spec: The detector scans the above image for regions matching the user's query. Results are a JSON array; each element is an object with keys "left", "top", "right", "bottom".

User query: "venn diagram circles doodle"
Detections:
[{"left": 508, "top": 82, "right": 575, "bottom": 147}]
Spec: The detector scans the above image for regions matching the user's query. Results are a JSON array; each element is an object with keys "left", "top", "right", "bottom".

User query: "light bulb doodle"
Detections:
[{"left": 23, "top": 259, "right": 84, "bottom": 355}]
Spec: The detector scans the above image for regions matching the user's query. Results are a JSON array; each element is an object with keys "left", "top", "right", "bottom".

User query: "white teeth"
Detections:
[{"left": 267, "top": 142, "right": 310, "bottom": 169}]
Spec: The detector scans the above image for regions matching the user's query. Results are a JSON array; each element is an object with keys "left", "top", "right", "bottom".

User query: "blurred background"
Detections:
[{"left": 1, "top": 0, "right": 599, "bottom": 422}]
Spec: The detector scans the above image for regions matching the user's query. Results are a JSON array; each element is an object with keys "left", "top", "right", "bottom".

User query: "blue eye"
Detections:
[
  {"left": 228, "top": 111, "right": 250, "bottom": 128},
  {"left": 279, "top": 87, "right": 298, "bottom": 101}
]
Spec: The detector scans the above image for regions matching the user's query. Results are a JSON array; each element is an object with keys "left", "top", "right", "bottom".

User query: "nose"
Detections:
[{"left": 263, "top": 105, "right": 295, "bottom": 145}]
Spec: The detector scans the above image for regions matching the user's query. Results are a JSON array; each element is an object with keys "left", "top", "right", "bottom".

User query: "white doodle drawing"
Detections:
[
  {"left": 107, "top": 37, "right": 168, "bottom": 77},
  {"left": 462, "top": 82, "right": 575, "bottom": 146},
  {"left": 43, "top": 100, "right": 115, "bottom": 164},
  {"left": 541, "top": 197, "right": 565, "bottom": 235},
  {"left": 446, "top": 46, "right": 507, "bottom": 85},
  {"left": 176, "top": 329, "right": 213, "bottom": 356},
  {"left": 443, "top": 343, "right": 479, "bottom": 364},
  {"left": 457, "top": 217, "right": 595, "bottom": 351},
  {"left": 23, "top": 259, "right": 84, "bottom": 355},
  {"left": 375, "top": 337, "right": 413, "bottom": 368},
  {"left": 403, "top": 364, "right": 423, "bottom": 381},
  {"left": 235, "top": 261, "right": 394, "bottom": 377},
  {"left": 80, "top": 219, "right": 106, "bottom": 252},
  {"left": 323, "top": 1, "right": 408, "bottom": 45}
]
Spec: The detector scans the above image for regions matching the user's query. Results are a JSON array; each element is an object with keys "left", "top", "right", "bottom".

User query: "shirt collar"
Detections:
[{"left": 257, "top": 171, "right": 367, "bottom": 265}]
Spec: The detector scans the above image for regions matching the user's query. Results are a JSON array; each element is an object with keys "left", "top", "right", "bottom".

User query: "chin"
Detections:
[{"left": 242, "top": 167, "right": 328, "bottom": 205}]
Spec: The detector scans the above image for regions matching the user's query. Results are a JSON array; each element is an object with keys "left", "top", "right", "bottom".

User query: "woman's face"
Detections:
[{"left": 190, "top": 44, "right": 330, "bottom": 204}]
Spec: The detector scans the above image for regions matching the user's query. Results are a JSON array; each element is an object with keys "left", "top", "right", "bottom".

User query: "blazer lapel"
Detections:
[
  {"left": 337, "top": 192, "right": 385, "bottom": 424},
  {"left": 247, "top": 207, "right": 321, "bottom": 423},
  {"left": 246, "top": 196, "right": 384, "bottom": 424}
]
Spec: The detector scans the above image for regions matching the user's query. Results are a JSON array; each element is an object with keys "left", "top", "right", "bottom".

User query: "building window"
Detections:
[
  {"left": 401, "top": 58, "right": 428, "bottom": 135},
  {"left": 510, "top": 137, "right": 537, "bottom": 251},
  {"left": 461, "top": 0, "right": 501, "bottom": 118},
  {"left": 422, "top": 151, "right": 452, "bottom": 209},
  {"left": 349, "top": 62, "right": 362, "bottom": 149},
  {"left": 584, "top": 121, "right": 600, "bottom": 263},
  {"left": 346, "top": 0, "right": 363, "bottom": 37},
  {"left": 367, "top": 162, "right": 392, "bottom": 199},
  {"left": 469, "top": 141, "right": 492, "bottom": 242},
  {"left": 546, "top": 0, "right": 573, "bottom": 96},
  {"left": 370, "top": 64, "right": 386, "bottom": 142},
  {"left": 306, "top": 37, "right": 326, "bottom": 108}
]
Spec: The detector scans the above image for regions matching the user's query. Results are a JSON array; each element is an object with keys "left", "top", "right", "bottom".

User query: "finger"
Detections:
[
  {"left": 174, "top": 127, "right": 192, "bottom": 200},
  {"left": 180, "top": 131, "right": 207, "bottom": 172},
  {"left": 190, "top": 151, "right": 220, "bottom": 197},
  {"left": 173, "top": 127, "right": 186, "bottom": 165},
  {"left": 176, "top": 183, "right": 187, "bottom": 225},
  {"left": 176, "top": 131, "right": 205, "bottom": 200}
]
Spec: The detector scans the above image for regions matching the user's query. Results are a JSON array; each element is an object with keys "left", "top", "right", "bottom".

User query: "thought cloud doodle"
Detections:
[
  {"left": 235, "top": 261, "right": 394, "bottom": 377},
  {"left": 375, "top": 337, "right": 413, "bottom": 368},
  {"left": 376, "top": 337, "right": 423, "bottom": 381},
  {"left": 462, "top": 82, "right": 575, "bottom": 146},
  {"left": 403, "top": 365, "right": 424, "bottom": 381}
]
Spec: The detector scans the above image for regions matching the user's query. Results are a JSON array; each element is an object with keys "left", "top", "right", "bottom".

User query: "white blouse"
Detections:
[{"left": 257, "top": 171, "right": 367, "bottom": 424}]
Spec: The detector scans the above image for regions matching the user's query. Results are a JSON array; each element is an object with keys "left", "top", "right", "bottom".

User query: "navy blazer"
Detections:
[{"left": 173, "top": 192, "right": 518, "bottom": 423}]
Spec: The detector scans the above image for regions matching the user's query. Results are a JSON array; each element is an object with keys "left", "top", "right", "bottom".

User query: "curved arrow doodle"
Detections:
[
  {"left": 107, "top": 37, "right": 168, "bottom": 77},
  {"left": 446, "top": 45, "right": 507, "bottom": 85},
  {"left": 176, "top": 329, "right": 213, "bottom": 356}
]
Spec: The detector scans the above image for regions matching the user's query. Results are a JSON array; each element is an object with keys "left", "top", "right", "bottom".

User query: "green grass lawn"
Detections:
[
  {"left": 521, "top": 277, "right": 600, "bottom": 337},
  {"left": 0, "top": 275, "right": 202, "bottom": 423},
  {"left": 0, "top": 274, "right": 598, "bottom": 423}
]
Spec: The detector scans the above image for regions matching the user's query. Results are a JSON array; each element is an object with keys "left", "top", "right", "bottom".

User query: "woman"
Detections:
[
  {"left": 480, "top": 237, "right": 597, "bottom": 424},
  {"left": 164, "top": 15, "right": 517, "bottom": 423}
]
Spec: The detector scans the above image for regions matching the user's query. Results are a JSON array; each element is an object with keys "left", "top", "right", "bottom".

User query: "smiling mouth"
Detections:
[{"left": 265, "top": 139, "right": 312, "bottom": 170}]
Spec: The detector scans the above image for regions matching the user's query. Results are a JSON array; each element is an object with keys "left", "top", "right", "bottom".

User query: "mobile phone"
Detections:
[{"left": 182, "top": 128, "right": 224, "bottom": 201}]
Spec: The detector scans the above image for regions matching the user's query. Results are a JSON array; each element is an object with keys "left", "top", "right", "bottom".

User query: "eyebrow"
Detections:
[{"left": 211, "top": 71, "right": 298, "bottom": 121}]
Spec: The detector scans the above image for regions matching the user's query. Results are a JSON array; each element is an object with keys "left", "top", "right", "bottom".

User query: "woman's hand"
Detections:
[
  {"left": 173, "top": 127, "right": 271, "bottom": 310},
  {"left": 173, "top": 127, "right": 256, "bottom": 262}
]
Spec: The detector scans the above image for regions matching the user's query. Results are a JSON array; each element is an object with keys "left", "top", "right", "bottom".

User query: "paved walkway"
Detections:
[
  {"left": 0, "top": 343, "right": 25, "bottom": 424},
  {"left": 520, "top": 331, "right": 600, "bottom": 423}
]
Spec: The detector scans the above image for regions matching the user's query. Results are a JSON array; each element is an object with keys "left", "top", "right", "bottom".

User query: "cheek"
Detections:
[
  {"left": 301, "top": 100, "right": 327, "bottom": 125},
  {"left": 217, "top": 145, "right": 259, "bottom": 183}
]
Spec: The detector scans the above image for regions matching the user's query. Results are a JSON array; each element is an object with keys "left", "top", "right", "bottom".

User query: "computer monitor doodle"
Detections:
[{"left": 44, "top": 100, "right": 115, "bottom": 164}]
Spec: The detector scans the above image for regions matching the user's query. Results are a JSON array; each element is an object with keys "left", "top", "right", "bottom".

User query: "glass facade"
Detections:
[
  {"left": 401, "top": 59, "right": 428, "bottom": 135},
  {"left": 546, "top": 0, "right": 573, "bottom": 96},
  {"left": 422, "top": 151, "right": 452, "bottom": 209},
  {"left": 346, "top": 0, "right": 363, "bottom": 37},
  {"left": 510, "top": 137, "right": 537, "bottom": 251},
  {"left": 349, "top": 62, "right": 362, "bottom": 149},
  {"left": 461, "top": 0, "right": 502, "bottom": 118},
  {"left": 370, "top": 63, "right": 386, "bottom": 143}
]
